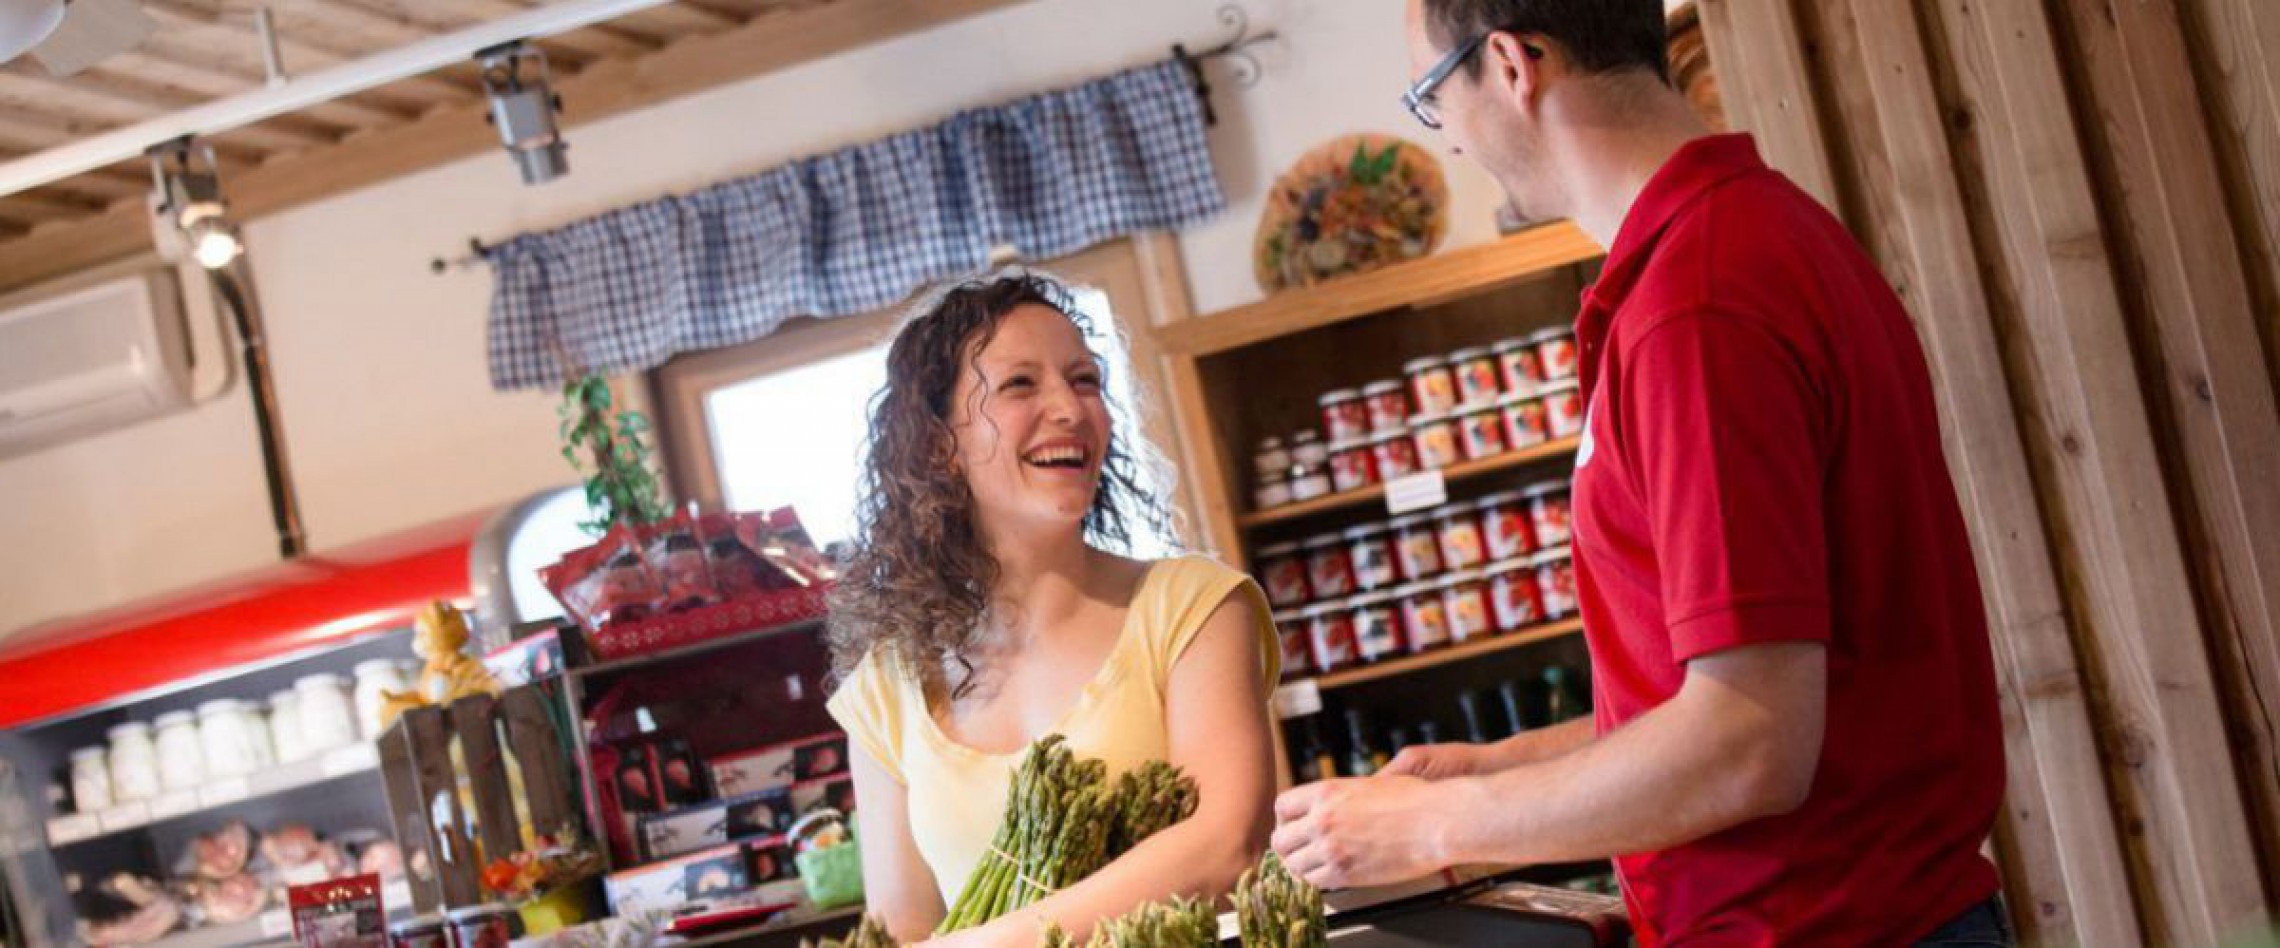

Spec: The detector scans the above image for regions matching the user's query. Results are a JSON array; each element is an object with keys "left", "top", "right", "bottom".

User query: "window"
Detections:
[{"left": 655, "top": 242, "right": 1194, "bottom": 560}]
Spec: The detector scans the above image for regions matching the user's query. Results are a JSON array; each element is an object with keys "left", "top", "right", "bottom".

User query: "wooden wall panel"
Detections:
[
  {"left": 1926, "top": 0, "right": 2268, "bottom": 940},
  {"left": 1692, "top": 0, "right": 1839, "bottom": 209},
  {"left": 2178, "top": 0, "right": 2280, "bottom": 392},
  {"left": 1791, "top": 0, "right": 2141, "bottom": 941},
  {"left": 2053, "top": 0, "right": 2280, "bottom": 903}
]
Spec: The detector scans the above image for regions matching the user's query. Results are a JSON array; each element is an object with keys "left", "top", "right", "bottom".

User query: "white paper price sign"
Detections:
[
  {"left": 258, "top": 909, "right": 294, "bottom": 939},
  {"left": 201, "top": 777, "right": 251, "bottom": 807},
  {"left": 1384, "top": 471, "right": 1449, "bottom": 516},
  {"left": 1272, "top": 681, "right": 1323, "bottom": 720}
]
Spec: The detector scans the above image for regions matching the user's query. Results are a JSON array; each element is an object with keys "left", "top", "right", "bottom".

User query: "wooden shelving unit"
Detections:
[
  {"left": 1239, "top": 438, "right": 1580, "bottom": 530},
  {"left": 1312, "top": 618, "right": 1584, "bottom": 692},
  {"left": 1153, "top": 226, "right": 1607, "bottom": 791}
]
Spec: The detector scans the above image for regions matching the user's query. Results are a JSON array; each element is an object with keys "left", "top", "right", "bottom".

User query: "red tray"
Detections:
[{"left": 585, "top": 585, "right": 831, "bottom": 661}]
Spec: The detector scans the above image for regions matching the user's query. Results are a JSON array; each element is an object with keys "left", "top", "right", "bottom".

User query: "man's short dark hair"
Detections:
[{"left": 1423, "top": 0, "right": 1670, "bottom": 83}]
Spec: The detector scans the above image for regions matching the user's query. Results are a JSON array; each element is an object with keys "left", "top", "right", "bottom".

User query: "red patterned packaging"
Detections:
[{"left": 643, "top": 511, "right": 721, "bottom": 612}]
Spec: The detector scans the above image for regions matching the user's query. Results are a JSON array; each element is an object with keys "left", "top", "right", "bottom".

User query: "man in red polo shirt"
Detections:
[{"left": 1268, "top": 1, "right": 2008, "bottom": 944}]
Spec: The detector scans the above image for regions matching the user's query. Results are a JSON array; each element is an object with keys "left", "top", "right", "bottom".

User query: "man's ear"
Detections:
[{"left": 1482, "top": 31, "right": 1548, "bottom": 108}]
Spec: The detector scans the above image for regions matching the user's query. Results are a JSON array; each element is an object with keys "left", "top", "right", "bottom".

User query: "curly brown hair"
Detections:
[{"left": 825, "top": 273, "right": 1177, "bottom": 697}]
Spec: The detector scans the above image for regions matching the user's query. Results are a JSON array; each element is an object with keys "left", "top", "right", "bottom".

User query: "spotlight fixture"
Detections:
[
  {"left": 147, "top": 137, "right": 243, "bottom": 271},
  {"left": 478, "top": 41, "right": 568, "bottom": 185}
]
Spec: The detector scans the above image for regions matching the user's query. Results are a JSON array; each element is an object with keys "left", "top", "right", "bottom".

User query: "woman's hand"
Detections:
[{"left": 914, "top": 918, "right": 1035, "bottom": 948}]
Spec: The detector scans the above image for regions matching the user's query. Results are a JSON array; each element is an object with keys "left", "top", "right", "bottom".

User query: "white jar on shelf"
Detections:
[
  {"left": 105, "top": 721, "right": 159, "bottom": 803},
  {"left": 267, "top": 689, "right": 306, "bottom": 763},
  {"left": 197, "top": 699, "right": 260, "bottom": 777},
  {"left": 296, "top": 674, "right": 358, "bottom": 753},
  {"left": 242, "top": 702, "right": 276, "bottom": 769},
  {"left": 69, "top": 746, "right": 112, "bottom": 813},
  {"left": 352, "top": 659, "right": 409, "bottom": 740},
  {"left": 153, "top": 710, "right": 204, "bottom": 791}
]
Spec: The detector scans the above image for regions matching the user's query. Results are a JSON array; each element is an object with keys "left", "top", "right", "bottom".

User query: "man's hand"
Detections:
[
  {"left": 1379, "top": 742, "right": 1498, "bottom": 780},
  {"left": 1270, "top": 775, "right": 1457, "bottom": 891}
]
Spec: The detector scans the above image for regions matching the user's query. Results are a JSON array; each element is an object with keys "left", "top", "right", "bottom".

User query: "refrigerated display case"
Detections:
[{"left": 0, "top": 489, "right": 588, "bottom": 948}]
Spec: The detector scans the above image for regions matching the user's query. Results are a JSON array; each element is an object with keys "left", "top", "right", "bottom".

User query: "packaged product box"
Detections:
[
  {"left": 606, "top": 844, "right": 809, "bottom": 917},
  {"left": 707, "top": 734, "right": 848, "bottom": 799},
  {"left": 639, "top": 788, "right": 795, "bottom": 862},
  {"left": 788, "top": 776, "right": 857, "bottom": 819}
]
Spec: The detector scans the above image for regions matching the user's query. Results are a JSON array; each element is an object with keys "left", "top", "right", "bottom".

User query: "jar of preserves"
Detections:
[
  {"left": 1253, "top": 436, "right": 1292, "bottom": 482},
  {"left": 1447, "top": 346, "right": 1503, "bottom": 406},
  {"left": 1535, "top": 546, "right": 1579, "bottom": 619},
  {"left": 1486, "top": 559, "right": 1545, "bottom": 632},
  {"left": 197, "top": 700, "right": 260, "bottom": 778},
  {"left": 1290, "top": 431, "right": 1330, "bottom": 469},
  {"left": 1350, "top": 592, "right": 1406, "bottom": 662},
  {"left": 69, "top": 747, "right": 111, "bottom": 813},
  {"left": 1361, "top": 380, "right": 1410, "bottom": 433},
  {"left": 1254, "top": 476, "right": 1294, "bottom": 511},
  {"left": 1255, "top": 542, "right": 1312, "bottom": 608},
  {"left": 1500, "top": 392, "right": 1550, "bottom": 450},
  {"left": 1476, "top": 492, "right": 1532, "bottom": 560},
  {"left": 297, "top": 674, "right": 359, "bottom": 753},
  {"left": 1389, "top": 514, "right": 1444, "bottom": 580},
  {"left": 1327, "top": 437, "right": 1379, "bottom": 492},
  {"left": 1402, "top": 356, "right": 1460, "bottom": 417},
  {"left": 267, "top": 689, "right": 306, "bottom": 764},
  {"left": 1456, "top": 403, "right": 1508, "bottom": 460},
  {"left": 1411, "top": 413, "right": 1463, "bottom": 470},
  {"left": 1370, "top": 428, "right": 1421, "bottom": 480},
  {"left": 1530, "top": 325, "right": 1579, "bottom": 381},
  {"left": 1540, "top": 378, "right": 1585, "bottom": 439},
  {"left": 1522, "top": 481, "right": 1574, "bottom": 548},
  {"left": 1433, "top": 502, "right": 1487, "bottom": 571},
  {"left": 1318, "top": 388, "right": 1370, "bottom": 442},
  {"left": 1493, "top": 336, "right": 1545, "bottom": 391},
  {"left": 353, "top": 659, "right": 411, "bottom": 740},
  {"left": 1273, "top": 610, "right": 1314, "bottom": 681},
  {"left": 1440, "top": 571, "right": 1495, "bottom": 643},
  {"left": 154, "top": 710, "right": 204, "bottom": 792},
  {"left": 107, "top": 721, "right": 159, "bottom": 802},
  {"left": 1343, "top": 523, "right": 1401, "bottom": 592},
  {"left": 1302, "top": 534, "right": 1356, "bottom": 600},
  {"left": 1289, "top": 465, "right": 1333, "bottom": 502},
  {"left": 1302, "top": 603, "right": 1360, "bottom": 673},
  {"left": 1395, "top": 583, "right": 1452, "bottom": 653}
]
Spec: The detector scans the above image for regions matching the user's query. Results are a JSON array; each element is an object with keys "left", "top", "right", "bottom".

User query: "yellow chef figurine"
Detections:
[{"left": 376, "top": 600, "right": 501, "bottom": 730}]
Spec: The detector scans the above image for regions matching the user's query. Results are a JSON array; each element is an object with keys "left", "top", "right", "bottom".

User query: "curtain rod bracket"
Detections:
[{"left": 1172, "top": 4, "right": 1277, "bottom": 127}]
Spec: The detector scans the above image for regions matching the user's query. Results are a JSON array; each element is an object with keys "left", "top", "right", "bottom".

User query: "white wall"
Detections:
[{"left": 0, "top": 0, "right": 1530, "bottom": 639}]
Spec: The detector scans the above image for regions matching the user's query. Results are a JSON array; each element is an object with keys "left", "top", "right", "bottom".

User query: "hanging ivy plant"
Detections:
[{"left": 557, "top": 372, "right": 670, "bottom": 535}]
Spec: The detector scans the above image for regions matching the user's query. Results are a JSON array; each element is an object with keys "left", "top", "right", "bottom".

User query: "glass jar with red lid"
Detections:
[
  {"left": 1411, "top": 412, "right": 1464, "bottom": 470},
  {"left": 1447, "top": 346, "right": 1503, "bottom": 407},
  {"left": 1302, "top": 533, "right": 1356, "bottom": 600},
  {"left": 1522, "top": 481, "right": 1573, "bottom": 548},
  {"left": 1432, "top": 502, "right": 1487, "bottom": 571},
  {"left": 1302, "top": 602, "right": 1360, "bottom": 673},
  {"left": 1500, "top": 392, "right": 1550, "bottom": 450},
  {"left": 1456, "top": 403, "right": 1508, "bottom": 460},
  {"left": 1349, "top": 592, "right": 1405, "bottom": 663},
  {"left": 1440, "top": 570, "right": 1495, "bottom": 643},
  {"left": 1361, "top": 380, "right": 1410, "bottom": 433},
  {"left": 1327, "top": 437, "right": 1379, "bottom": 493},
  {"left": 1272, "top": 609, "right": 1314, "bottom": 680},
  {"left": 1534, "top": 546, "right": 1579, "bottom": 619},
  {"left": 1371, "top": 428, "right": 1421, "bottom": 480},
  {"left": 1529, "top": 325, "right": 1579, "bottom": 381},
  {"left": 1255, "top": 542, "right": 1311, "bottom": 608},
  {"left": 1540, "top": 378, "right": 1585, "bottom": 439},
  {"left": 1318, "top": 388, "right": 1370, "bottom": 443},
  {"left": 1343, "top": 523, "right": 1401, "bottom": 592},
  {"left": 1485, "top": 559, "right": 1545, "bottom": 632},
  {"left": 1493, "top": 336, "right": 1545, "bottom": 391},
  {"left": 1394, "top": 582, "right": 1452, "bottom": 653},
  {"left": 1403, "top": 355, "right": 1460, "bottom": 417},
  {"left": 1476, "top": 491, "right": 1537, "bottom": 561},
  {"left": 1388, "top": 513, "right": 1444, "bottom": 580}
]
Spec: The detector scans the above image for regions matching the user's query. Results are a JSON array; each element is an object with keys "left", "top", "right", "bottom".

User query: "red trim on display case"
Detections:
[{"left": 0, "top": 515, "right": 484, "bottom": 730}]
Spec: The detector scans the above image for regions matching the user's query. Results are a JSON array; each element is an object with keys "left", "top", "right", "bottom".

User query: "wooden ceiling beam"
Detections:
[
  {"left": 294, "top": 0, "right": 608, "bottom": 67},
  {"left": 101, "top": 48, "right": 416, "bottom": 130},
  {"left": 378, "top": 0, "right": 660, "bottom": 58},
  {"left": 0, "top": 0, "right": 1038, "bottom": 289},
  {"left": 0, "top": 191, "right": 107, "bottom": 225},
  {"left": 138, "top": 0, "right": 478, "bottom": 107},
  {"left": 610, "top": 2, "right": 743, "bottom": 36}
]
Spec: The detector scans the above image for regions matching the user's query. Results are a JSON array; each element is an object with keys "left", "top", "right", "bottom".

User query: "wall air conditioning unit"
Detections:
[{"left": 0, "top": 268, "right": 195, "bottom": 460}]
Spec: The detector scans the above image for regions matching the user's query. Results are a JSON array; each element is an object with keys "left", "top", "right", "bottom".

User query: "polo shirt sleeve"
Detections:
[{"left": 1618, "top": 306, "right": 1832, "bottom": 662}]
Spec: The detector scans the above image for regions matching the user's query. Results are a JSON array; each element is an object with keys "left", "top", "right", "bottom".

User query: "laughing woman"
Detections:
[{"left": 824, "top": 274, "right": 1280, "bottom": 947}]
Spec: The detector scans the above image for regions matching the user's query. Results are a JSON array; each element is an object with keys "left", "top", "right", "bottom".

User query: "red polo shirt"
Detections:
[{"left": 1568, "top": 134, "right": 2003, "bottom": 945}]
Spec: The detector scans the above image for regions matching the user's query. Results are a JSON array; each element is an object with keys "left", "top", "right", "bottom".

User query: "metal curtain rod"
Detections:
[{"left": 433, "top": 6, "right": 1279, "bottom": 275}]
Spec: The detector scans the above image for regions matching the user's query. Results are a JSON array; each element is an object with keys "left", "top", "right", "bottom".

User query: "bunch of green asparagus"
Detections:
[
  {"left": 937, "top": 737, "right": 1201, "bottom": 934},
  {"left": 1231, "top": 852, "right": 1327, "bottom": 948},
  {"left": 1053, "top": 896, "right": 1218, "bottom": 947}
]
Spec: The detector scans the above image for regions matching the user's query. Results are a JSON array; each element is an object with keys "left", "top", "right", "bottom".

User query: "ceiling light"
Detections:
[
  {"left": 147, "top": 137, "right": 243, "bottom": 271},
  {"left": 0, "top": 0, "right": 64, "bottom": 66},
  {"left": 478, "top": 41, "right": 568, "bottom": 185}
]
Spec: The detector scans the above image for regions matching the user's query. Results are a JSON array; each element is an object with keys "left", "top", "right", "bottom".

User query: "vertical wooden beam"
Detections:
[
  {"left": 1928, "top": 0, "right": 2269, "bottom": 940},
  {"left": 1810, "top": 1, "right": 2142, "bottom": 941},
  {"left": 1694, "top": 0, "right": 1841, "bottom": 209},
  {"left": 2054, "top": 0, "right": 2280, "bottom": 900},
  {"left": 2176, "top": 0, "right": 2280, "bottom": 387}
]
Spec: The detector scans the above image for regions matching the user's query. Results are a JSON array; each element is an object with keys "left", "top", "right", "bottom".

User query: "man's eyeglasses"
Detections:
[{"left": 1402, "top": 30, "right": 1541, "bottom": 130}]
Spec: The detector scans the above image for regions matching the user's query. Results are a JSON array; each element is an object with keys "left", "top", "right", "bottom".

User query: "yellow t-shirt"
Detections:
[{"left": 823, "top": 555, "right": 1279, "bottom": 906}]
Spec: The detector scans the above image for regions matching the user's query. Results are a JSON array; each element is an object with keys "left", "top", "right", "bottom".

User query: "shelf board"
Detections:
[
  {"left": 1157, "top": 223, "right": 1604, "bottom": 357},
  {"left": 1241, "top": 438, "right": 1579, "bottom": 530},
  {"left": 47, "top": 743, "right": 381, "bottom": 849},
  {"left": 571, "top": 617, "right": 825, "bottom": 683},
  {"left": 1310, "top": 617, "right": 1584, "bottom": 693}
]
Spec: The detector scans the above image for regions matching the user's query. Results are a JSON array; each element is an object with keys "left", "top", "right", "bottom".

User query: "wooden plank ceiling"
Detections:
[{"left": 0, "top": 0, "right": 1031, "bottom": 289}]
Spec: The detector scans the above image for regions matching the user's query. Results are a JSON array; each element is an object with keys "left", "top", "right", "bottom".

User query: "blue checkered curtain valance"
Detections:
[{"left": 485, "top": 58, "right": 1223, "bottom": 391}]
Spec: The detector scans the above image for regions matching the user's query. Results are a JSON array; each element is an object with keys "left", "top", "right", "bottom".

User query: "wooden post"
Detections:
[
  {"left": 2175, "top": 0, "right": 2280, "bottom": 385},
  {"left": 1694, "top": 0, "right": 1842, "bottom": 209},
  {"left": 402, "top": 706, "right": 485, "bottom": 909},
  {"left": 2054, "top": 0, "right": 2280, "bottom": 895},
  {"left": 1929, "top": 0, "right": 2269, "bottom": 939},
  {"left": 377, "top": 715, "right": 443, "bottom": 915},
  {"left": 500, "top": 684, "right": 581, "bottom": 843},
  {"left": 1804, "top": 1, "right": 2143, "bottom": 941}
]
